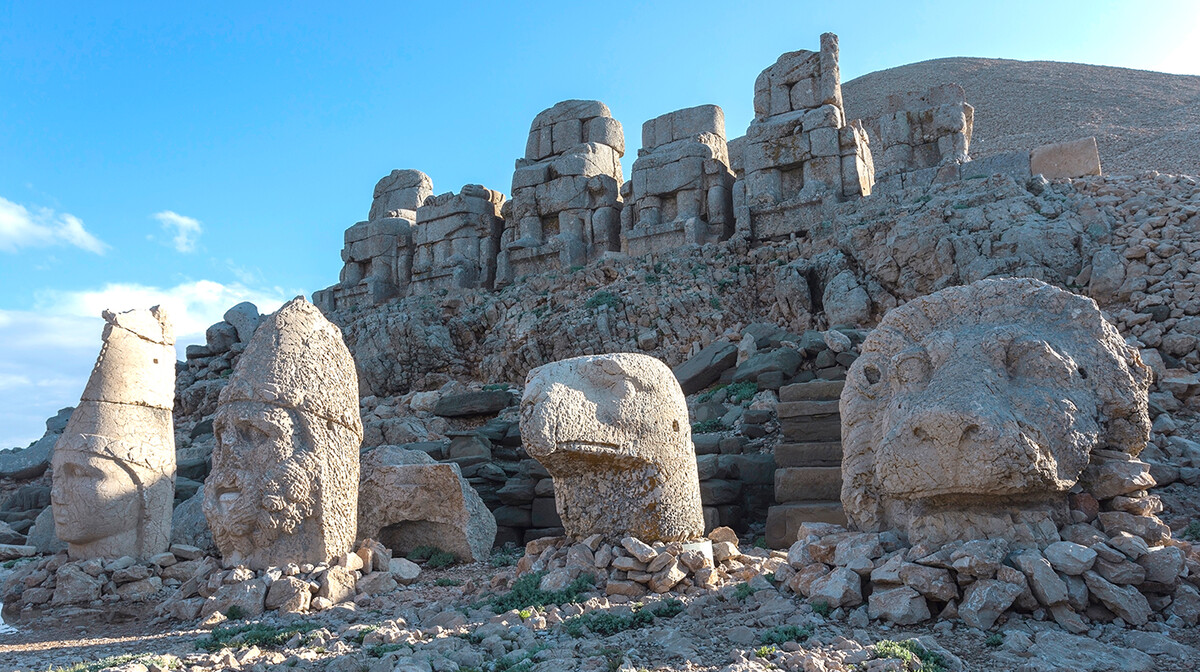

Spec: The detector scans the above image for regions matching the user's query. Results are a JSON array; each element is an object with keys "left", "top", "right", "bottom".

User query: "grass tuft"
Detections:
[
  {"left": 760, "top": 624, "right": 812, "bottom": 645},
  {"left": 488, "top": 570, "right": 595, "bottom": 612},
  {"left": 196, "top": 621, "right": 319, "bottom": 652},
  {"left": 873, "top": 639, "right": 949, "bottom": 672}
]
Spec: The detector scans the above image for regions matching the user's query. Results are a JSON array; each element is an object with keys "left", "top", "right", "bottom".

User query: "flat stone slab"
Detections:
[
  {"left": 765, "top": 502, "right": 847, "bottom": 548},
  {"left": 780, "top": 415, "right": 842, "bottom": 443},
  {"left": 776, "top": 441, "right": 843, "bottom": 467},
  {"left": 779, "top": 380, "right": 844, "bottom": 402},
  {"left": 433, "top": 390, "right": 515, "bottom": 417},
  {"left": 775, "top": 466, "right": 842, "bottom": 502}
]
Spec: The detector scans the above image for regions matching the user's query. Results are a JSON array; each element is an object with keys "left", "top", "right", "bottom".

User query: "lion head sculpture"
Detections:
[{"left": 841, "top": 278, "right": 1152, "bottom": 546}]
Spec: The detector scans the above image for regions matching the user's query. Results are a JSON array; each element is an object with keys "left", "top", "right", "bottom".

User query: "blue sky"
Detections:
[{"left": 2, "top": 0, "right": 1198, "bottom": 449}]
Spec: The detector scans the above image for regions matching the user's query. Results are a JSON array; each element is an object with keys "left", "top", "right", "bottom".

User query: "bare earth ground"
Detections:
[{"left": 842, "top": 57, "right": 1200, "bottom": 177}]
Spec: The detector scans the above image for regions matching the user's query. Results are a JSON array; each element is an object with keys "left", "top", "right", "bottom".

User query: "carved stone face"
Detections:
[
  {"left": 521, "top": 353, "right": 705, "bottom": 542},
  {"left": 863, "top": 326, "right": 1099, "bottom": 500},
  {"left": 51, "top": 449, "right": 140, "bottom": 544},
  {"left": 841, "top": 279, "right": 1151, "bottom": 545},
  {"left": 205, "top": 402, "right": 318, "bottom": 565}
]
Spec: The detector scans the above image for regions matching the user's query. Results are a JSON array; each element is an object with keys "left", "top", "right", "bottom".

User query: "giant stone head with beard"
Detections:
[
  {"left": 204, "top": 297, "right": 362, "bottom": 569},
  {"left": 841, "top": 278, "right": 1152, "bottom": 547}
]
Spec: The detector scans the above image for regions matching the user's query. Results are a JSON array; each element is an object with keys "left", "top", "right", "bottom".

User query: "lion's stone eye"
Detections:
[
  {"left": 893, "top": 350, "right": 931, "bottom": 386},
  {"left": 864, "top": 364, "right": 882, "bottom": 384}
]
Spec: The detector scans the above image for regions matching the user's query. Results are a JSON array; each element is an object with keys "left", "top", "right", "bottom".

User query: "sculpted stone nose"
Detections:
[{"left": 909, "top": 406, "right": 987, "bottom": 449}]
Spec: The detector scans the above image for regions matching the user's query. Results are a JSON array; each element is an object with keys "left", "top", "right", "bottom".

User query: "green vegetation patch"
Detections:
[
  {"left": 1182, "top": 520, "right": 1200, "bottom": 541},
  {"left": 488, "top": 570, "right": 595, "bottom": 612},
  {"left": 691, "top": 418, "right": 726, "bottom": 434},
  {"left": 196, "top": 621, "right": 320, "bottom": 652},
  {"left": 760, "top": 624, "right": 813, "bottom": 645},
  {"left": 755, "top": 645, "right": 777, "bottom": 658},
  {"left": 490, "top": 545, "right": 522, "bottom": 568},
  {"left": 698, "top": 381, "right": 757, "bottom": 404},
  {"left": 811, "top": 601, "right": 832, "bottom": 617},
  {"left": 872, "top": 639, "right": 949, "bottom": 672},
  {"left": 407, "top": 545, "right": 456, "bottom": 568},
  {"left": 562, "top": 599, "right": 684, "bottom": 638},
  {"left": 585, "top": 291, "right": 622, "bottom": 311},
  {"left": 54, "top": 654, "right": 180, "bottom": 672}
]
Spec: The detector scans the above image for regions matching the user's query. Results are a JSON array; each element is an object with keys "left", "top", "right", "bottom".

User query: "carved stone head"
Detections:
[
  {"left": 52, "top": 306, "right": 176, "bottom": 560},
  {"left": 841, "top": 278, "right": 1151, "bottom": 545},
  {"left": 521, "top": 353, "right": 705, "bottom": 542},
  {"left": 204, "top": 297, "right": 362, "bottom": 569}
]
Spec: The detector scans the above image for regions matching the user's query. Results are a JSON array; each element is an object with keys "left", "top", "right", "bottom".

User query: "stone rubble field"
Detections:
[{"left": 3, "top": 32, "right": 1200, "bottom": 672}]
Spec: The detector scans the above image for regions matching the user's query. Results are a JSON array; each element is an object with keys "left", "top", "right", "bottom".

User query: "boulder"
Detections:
[
  {"left": 672, "top": 339, "right": 737, "bottom": 395},
  {"left": 432, "top": 390, "right": 514, "bottom": 417},
  {"left": 958, "top": 579, "right": 1022, "bottom": 630},
  {"left": 867, "top": 586, "right": 930, "bottom": 625},
  {"left": 357, "top": 445, "right": 496, "bottom": 562},
  {"left": 26, "top": 507, "right": 67, "bottom": 554}
]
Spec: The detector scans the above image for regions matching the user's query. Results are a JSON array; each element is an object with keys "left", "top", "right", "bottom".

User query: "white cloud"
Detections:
[
  {"left": 0, "top": 279, "right": 301, "bottom": 449},
  {"left": 153, "top": 210, "right": 203, "bottom": 253},
  {"left": 0, "top": 196, "right": 109, "bottom": 254}
]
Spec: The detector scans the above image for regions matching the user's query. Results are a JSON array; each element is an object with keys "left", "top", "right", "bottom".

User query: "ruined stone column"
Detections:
[
  {"left": 521, "top": 353, "right": 705, "bottom": 542},
  {"left": 51, "top": 306, "right": 176, "bottom": 560},
  {"left": 204, "top": 297, "right": 363, "bottom": 569}
]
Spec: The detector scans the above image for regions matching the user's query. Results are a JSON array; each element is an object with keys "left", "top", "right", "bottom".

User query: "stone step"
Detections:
[
  {"left": 775, "top": 441, "right": 843, "bottom": 468},
  {"left": 774, "top": 466, "right": 842, "bottom": 502},
  {"left": 776, "top": 399, "right": 840, "bottom": 418},
  {"left": 780, "top": 415, "right": 842, "bottom": 443},
  {"left": 765, "top": 502, "right": 847, "bottom": 549},
  {"left": 779, "top": 380, "right": 845, "bottom": 402}
]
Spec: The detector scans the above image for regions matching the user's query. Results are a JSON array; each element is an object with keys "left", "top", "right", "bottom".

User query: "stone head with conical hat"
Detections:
[
  {"left": 204, "top": 297, "right": 362, "bottom": 569},
  {"left": 52, "top": 305, "right": 176, "bottom": 560}
]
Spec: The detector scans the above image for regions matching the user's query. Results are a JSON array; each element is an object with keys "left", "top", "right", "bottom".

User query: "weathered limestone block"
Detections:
[
  {"left": 313, "top": 169, "right": 432, "bottom": 312},
  {"left": 1030, "top": 137, "right": 1102, "bottom": 180},
  {"left": 867, "top": 84, "right": 974, "bottom": 179},
  {"left": 357, "top": 445, "right": 496, "bottom": 562},
  {"left": 51, "top": 306, "right": 176, "bottom": 560},
  {"left": 623, "top": 105, "right": 736, "bottom": 256},
  {"left": 498, "top": 100, "right": 624, "bottom": 285},
  {"left": 369, "top": 168, "right": 434, "bottom": 221},
  {"left": 841, "top": 278, "right": 1152, "bottom": 546},
  {"left": 521, "top": 353, "right": 705, "bottom": 542},
  {"left": 204, "top": 298, "right": 363, "bottom": 570},
  {"left": 410, "top": 184, "right": 505, "bottom": 293},
  {"left": 739, "top": 33, "right": 873, "bottom": 242}
]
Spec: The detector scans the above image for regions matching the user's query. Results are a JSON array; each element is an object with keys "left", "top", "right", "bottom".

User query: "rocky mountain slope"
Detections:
[{"left": 843, "top": 57, "right": 1200, "bottom": 177}]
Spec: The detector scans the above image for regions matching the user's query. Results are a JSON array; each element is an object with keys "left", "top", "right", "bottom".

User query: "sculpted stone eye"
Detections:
[
  {"left": 864, "top": 364, "right": 882, "bottom": 385},
  {"left": 894, "top": 352, "right": 931, "bottom": 385}
]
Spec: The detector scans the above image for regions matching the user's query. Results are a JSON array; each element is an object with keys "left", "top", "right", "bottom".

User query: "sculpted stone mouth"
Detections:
[{"left": 556, "top": 440, "right": 621, "bottom": 454}]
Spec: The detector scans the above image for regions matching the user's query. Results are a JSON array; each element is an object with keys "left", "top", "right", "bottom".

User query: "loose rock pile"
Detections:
[{"left": 780, "top": 518, "right": 1200, "bottom": 633}]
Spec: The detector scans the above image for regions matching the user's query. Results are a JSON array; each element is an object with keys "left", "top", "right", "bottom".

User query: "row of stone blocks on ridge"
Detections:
[{"left": 766, "top": 379, "right": 847, "bottom": 547}]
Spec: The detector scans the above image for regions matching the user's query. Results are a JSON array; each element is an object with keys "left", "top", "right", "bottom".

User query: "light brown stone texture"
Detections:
[
  {"left": 314, "top": 169, "right": 433, "bottom": 312},
  {"left": 520, "top": 353, "right": 705, "bottom": 542},
  {"left": 623, "top": 104, "right": 736, "bottom": 256},
  {"left": 841, "top": 278, "right": 1152, "bottom": 546},
  {"left": 1030, "top": 136, "right": 1102, "bottom": 180},
  {"left": 204, "top": 297, "right": 363, "bottom": 570},
  {"left": 410, "top": 184, "right": 505, "bottom": 293},
  {"left": 51, "top": 306, "right": 176, "bottom": 560},
  {"left": 357, "top": 445, "right": 496, "bottom": 562},
  {"left": 498, "top": 100, "right": 625, "bottom": 286}
]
